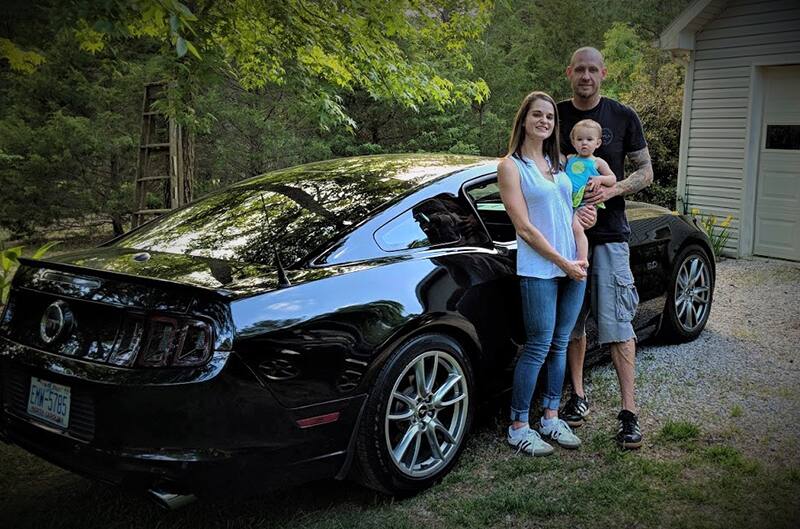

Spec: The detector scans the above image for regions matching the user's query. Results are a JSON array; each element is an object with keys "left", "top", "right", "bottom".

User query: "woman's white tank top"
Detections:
[{"left": 510, "top": 155, "right": 576, "bottom": 278}]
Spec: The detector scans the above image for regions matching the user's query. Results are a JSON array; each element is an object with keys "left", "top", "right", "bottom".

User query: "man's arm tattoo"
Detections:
[{"left": 616, "top": 147, "right": 654, "bottom": 196}]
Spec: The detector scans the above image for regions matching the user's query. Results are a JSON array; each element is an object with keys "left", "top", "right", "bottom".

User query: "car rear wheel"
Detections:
[
  {"left": 354, "top": 333, "right": 474, "bottom": 494},
  {"left": 660, "top": 244, "right": 714, "bottom": 342}
]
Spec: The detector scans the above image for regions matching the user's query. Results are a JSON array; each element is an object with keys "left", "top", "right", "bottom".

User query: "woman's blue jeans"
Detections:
[{"left": 510, "top": 275, "right": 587, "bottom": 423}]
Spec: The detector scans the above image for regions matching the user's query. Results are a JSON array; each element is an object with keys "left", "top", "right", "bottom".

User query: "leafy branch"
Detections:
[{"left": 1, "top": 241, "right": 60, "bottom": 305}]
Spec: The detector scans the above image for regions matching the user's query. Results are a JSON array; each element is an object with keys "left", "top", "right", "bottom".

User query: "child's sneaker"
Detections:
[
  {"left": 538, "top": 417, "right": 582, "bottom": 449},
  {"left": 507, "top": 425, "right": 554, "bottom": 456}
]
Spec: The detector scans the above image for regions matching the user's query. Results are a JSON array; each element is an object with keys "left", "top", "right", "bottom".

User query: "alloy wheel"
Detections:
[
  {"left": 674, "top": 254, "right": 711, "bottom": 332},
  {"left": 384, "top": 350, "right": 469, "bottom": 478}
]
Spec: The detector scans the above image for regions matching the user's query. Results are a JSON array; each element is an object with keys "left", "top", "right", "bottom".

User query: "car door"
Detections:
[{"left": 461, "top": 177, "right": 526, "bottom": 386}]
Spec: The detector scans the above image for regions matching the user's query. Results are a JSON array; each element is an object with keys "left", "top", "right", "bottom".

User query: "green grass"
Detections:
[
  {"left": 3, "top": 417, "right": 798, "bottom": 529},
  {"left": 657, "top": 420, "right": 701, "bottom": 444}
]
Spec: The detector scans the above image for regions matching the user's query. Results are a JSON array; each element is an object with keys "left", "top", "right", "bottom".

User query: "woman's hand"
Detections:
[{"left": 561, "top": 259, "right": 589, "bottom": 281}]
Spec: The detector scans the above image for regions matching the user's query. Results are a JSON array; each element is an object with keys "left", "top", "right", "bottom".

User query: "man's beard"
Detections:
[{"left": 574, "top": 85, "right": 597, "bottom": 99}]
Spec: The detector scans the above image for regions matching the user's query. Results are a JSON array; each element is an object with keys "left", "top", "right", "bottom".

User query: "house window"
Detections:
[{"left": 765, "top": 124, "right": 800, "bottom": 150}]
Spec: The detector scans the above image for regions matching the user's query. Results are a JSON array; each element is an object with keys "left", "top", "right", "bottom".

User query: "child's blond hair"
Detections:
[{"left": 570, "top": 119, "right": 602, "bottom": 141}]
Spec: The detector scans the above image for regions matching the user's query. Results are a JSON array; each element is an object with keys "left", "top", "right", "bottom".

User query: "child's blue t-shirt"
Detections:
[{"left": 565, "top": 155, "right": 603, "bottom": 208}]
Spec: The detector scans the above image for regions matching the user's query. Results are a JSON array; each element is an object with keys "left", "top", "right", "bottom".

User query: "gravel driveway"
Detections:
[{"left": 584, "top": 257, "right": 800, "bottom": 462}]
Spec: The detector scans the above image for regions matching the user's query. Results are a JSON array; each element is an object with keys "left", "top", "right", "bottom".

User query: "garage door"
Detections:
[{"left": 754, "top": 65, "right": 800, "bottom": 261}]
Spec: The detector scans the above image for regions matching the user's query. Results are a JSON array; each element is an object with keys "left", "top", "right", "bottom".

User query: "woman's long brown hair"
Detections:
[{"left": 506, "top": 91, "right": 561, "bottom": 175}]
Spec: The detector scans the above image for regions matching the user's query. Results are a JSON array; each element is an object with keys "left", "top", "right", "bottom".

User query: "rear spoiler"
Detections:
[{"left": 16, "top": 257, "right": 237, "bottom": 300}]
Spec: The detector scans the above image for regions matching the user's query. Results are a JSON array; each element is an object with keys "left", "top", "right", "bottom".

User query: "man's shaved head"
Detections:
[
  {"left": 566, "top": 47, "right": 607, "bottom": 107},
  {"left": 570, "top": 47, "right": 605, "bottom": 68}
]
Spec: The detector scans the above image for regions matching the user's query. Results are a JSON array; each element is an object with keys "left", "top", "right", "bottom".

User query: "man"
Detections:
[{"left": 556, "top": 47, "right": 653, "bottom": 449}]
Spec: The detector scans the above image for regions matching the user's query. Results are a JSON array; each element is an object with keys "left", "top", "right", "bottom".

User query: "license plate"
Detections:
[{"left": 27, "top": 377, "right": 71, "bottom": 428}]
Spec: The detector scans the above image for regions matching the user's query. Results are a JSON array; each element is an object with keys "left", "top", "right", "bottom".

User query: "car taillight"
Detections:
[
  {"left": 139, "top": 316, "right": 179, "bottom": 367},
  {"left": 108, "top": 316, "right": 145, "bottom": 366},
  {"left": 137, "top": 316, "right": 213, "bottom": 368},
  {"left": 108, "top": 313, "right": 213, "bottom": 368},
  {"left": 175, "top": 320, "right": 213, "bottom": 366}
]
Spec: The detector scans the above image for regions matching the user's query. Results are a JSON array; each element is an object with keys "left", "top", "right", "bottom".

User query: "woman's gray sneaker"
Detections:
[
  {"left": 538, "top": 418, "right": 582, "bottom": 449},
  {"left": 507, "top": 425, "right": 554, "bottom": 456},
  {"left": 559, "top": 394, "right": 590, "bottom": 427}
]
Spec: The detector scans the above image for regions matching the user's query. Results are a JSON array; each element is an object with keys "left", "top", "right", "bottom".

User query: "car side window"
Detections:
[
  {"left": 465, "top": 178, "right": 516, "bottom": 243},
  {"left": 374, "top": 194, "right": 488, "bottom": 252}
]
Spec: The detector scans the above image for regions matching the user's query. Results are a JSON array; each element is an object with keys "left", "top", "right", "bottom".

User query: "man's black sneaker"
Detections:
[
  {"left": 616, "top": 409, "right": 643, "bottom": 449},
  {"left": 560, "top": 394, "right": 590, "bottom": 427}
]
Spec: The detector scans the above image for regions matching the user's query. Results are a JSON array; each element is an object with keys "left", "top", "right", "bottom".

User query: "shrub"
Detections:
[
  {"left": 1, "top": 241, "right": 59, "bottom": 304},
  {"left": 690, "top": 208, "right": 732, "bottom": 259}
]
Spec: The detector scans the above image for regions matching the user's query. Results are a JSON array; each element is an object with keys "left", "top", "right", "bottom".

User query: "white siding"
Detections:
[{"left": 682, "top": 0, "right": 800, "bottom": 256}]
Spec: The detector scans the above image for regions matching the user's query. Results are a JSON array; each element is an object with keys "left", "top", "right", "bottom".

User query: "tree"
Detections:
[
  {"left": 3, "top": 0, "right": 492, "bottom": 129},
  {"left": 0, "top": 1, "right": 493, "bottom": 237},
  {"left": 602, "top": 22, "right": 685, "bottom": 208}
]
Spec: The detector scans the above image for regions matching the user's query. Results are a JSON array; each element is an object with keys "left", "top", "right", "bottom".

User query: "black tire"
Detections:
[
  {"left": 660, "top": 244, "right": 714, "bottom": 342},
  {"left": 354, "top": 333, "right": 475, "bottom": 495}
]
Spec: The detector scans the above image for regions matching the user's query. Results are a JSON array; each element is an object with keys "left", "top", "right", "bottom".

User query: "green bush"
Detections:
[
  {"left": 1, "top": 241, "right": 59, "bottom": 304},
  {"left": 691, "top": 208, "right": 732, "bottom": 259}
]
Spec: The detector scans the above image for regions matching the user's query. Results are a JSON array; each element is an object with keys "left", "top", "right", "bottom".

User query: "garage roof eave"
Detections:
[{"left": 659, "top": 0, "right": 729, "bottom": 51}]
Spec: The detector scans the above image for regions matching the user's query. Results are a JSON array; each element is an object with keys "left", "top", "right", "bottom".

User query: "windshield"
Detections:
[{"left": 112, "top": 155, "right": 483, "bottom": 265}]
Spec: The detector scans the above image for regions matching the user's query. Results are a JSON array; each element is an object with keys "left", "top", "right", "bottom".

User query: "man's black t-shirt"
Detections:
[{"left": 557, "top": 97, "right": 647, "bottom": 244}]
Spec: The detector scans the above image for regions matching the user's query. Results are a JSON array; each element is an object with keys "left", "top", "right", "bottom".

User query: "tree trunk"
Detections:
[
  {"left": 111, "top": 214, "right": 124, "bottom": 236},
  {"left": 182, "top": 127, "right": 194, "bottom": 204},
  {"left": 109, "top": 154, "right": 125, "bottom": 235}
]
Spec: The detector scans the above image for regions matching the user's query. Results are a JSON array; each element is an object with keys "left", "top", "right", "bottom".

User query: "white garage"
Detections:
[{"left": 659, "top": 0, "right": 800, "bottom": 261}]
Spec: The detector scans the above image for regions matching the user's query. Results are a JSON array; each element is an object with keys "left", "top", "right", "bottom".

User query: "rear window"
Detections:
[
  {"left": 112, "top": 155, "right": 483, "bottom": 265},
  {"left": 375, "top": 195, "right": 479, "bottom": 251}
]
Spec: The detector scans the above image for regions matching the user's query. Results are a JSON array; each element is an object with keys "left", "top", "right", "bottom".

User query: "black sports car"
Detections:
[{"left": 0, "top": 154, "right": 714, "bottom": 506}]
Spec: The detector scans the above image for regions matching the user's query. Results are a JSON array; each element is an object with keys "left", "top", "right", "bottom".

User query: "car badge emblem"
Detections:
[
  {"left": 40, "top": 300, "right": 73, "bottom": 344},
  {"left": 132, "top": 252, "right": 151, "bottom": 262}
]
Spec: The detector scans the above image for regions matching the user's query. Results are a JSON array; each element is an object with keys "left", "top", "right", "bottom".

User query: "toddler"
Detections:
[{"left": 565, "top": 119, "right": 617, "bottom": 263}]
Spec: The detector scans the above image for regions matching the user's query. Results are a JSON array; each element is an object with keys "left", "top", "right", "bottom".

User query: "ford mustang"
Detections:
[{"left": 0, "top": 154, "right": 714, "bottom": 507}]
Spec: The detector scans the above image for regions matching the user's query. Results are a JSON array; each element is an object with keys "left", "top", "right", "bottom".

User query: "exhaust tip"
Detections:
[{"left": 147, "top": 485, "right": 197, "bottom": 510}]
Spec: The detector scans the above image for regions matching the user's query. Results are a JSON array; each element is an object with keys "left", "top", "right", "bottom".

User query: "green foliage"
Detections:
[
  {"left": 601, "top": 23, "right": 646, "bottom": 101},
  {"left": 448, "top": 141, "right": 481, "bottom": 155},
  {"left": 691, "top": 208, "right": 733, "bottom": 259},
  {"left": 4, "top": 1, "right": 493, "bottom": 130},
  {"left": 0, "top": 245, "right": 22, "bottom": 305},
  {"left": 657, "top": 420, "right": 701, "bottom": 443},
  {"left": 0, "top": 0, "right": 693, "bottom": 240},
  {"left": 0, "top": 31, "right": 146, "bottom": 235},
  {"left": 0, "top": 241, "right": 59, "bottom": 304},
  {"left": 699, "top": 446, "right": 760, "bottom": 473},
  {"left": 602, "top": 23, "right": 685, "bottom": 209},
  {"left": 0, "top": 37, "right": 45, "bottom": 73}
]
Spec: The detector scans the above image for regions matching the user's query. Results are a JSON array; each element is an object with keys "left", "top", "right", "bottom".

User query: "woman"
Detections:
[{"left": 498, "top": 91, "right": 589, "bottom": 455}]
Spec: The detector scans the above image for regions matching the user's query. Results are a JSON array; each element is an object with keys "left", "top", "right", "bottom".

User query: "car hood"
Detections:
[{"left": 30, "top": 247, "right": 368, "bottom": 299}]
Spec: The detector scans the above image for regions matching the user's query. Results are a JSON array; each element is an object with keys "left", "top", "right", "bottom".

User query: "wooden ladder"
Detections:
[{"left": 132, "top": 81, "right": 189, "bottom": 228}]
